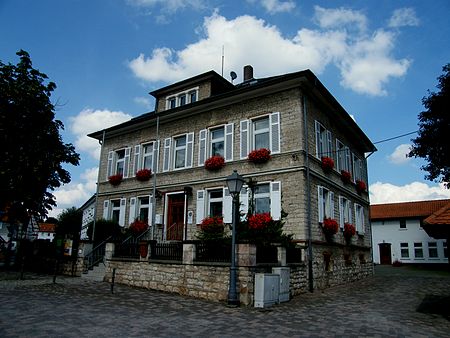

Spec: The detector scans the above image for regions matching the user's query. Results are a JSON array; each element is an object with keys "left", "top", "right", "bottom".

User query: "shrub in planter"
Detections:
[
  {"left": 136, "top": 168, "right": 152, "bottom": 181},
  {"left": 197, "top": 216, "right": 226, "bottom": 241},
  {"left": 108, "top": 174, "right": 123, "bottom": 186},
  {"left": 129, "top": 219, "right": 149, "bottom": 235},
  {"left": 204, "top": 155, "right": 225, "bottom": 171},
  {"left": 343, "top": 222, "right": 356, "bottom": 243},
  {"left": 321, "top": 156, "right": 334, "bottom": 172},
  {"left": 248, "top": 148, "right": 271, "bottom": 164},
  {"left": 322, "top": 217, "right": 339, "bottom": 238},
  {"left": 356, "top": 179, "right": 367, "bottom": 194},
  {"left": 341, "top": 170, "right": 352, "bottom": 184}
]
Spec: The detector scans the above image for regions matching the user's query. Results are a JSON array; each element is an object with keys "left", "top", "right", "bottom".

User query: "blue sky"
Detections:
[{"left": 1, "top": 0, "right": 450, "bottom": 218}]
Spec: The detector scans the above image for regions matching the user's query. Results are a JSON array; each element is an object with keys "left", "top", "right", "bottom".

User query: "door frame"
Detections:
[
  {"left": 378, "top": 243, "right": 392, "bottom": 265},
  {"left": 164, "top": 191, "right": 187, "bottom": 241}
]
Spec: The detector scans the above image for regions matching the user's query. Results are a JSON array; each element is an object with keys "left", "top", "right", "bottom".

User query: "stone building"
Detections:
[{"left": 87, "top": 65, "right": 376, "bottom": 293}]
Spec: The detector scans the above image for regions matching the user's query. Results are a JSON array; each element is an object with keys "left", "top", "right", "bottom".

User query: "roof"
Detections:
[
  {"left": 423, "top": 202, "right": 450, "bottom": 225},
  {"left": 370, "top": 199, "right": 450, "bottom": 220},
  {"left": 38, "top": 223, "right": 56, "bottom": 232}
]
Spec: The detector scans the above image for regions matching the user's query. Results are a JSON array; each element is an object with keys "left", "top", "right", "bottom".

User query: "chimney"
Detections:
[{"left": 243, "top": 65, "right": 254, "bottom": 81}]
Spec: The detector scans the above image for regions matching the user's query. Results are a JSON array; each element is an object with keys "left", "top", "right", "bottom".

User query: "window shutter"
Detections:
[
  {"left": 119, "top": 198, "right": 126, "bottom": 227},
  {"left": 240, "top": 120, "right": 249, "bottom": 159},
  {"left": 196, "top": 190, "right": 205, "bottom": 224},
  {"left": 224, "top": 123, "right": 234, "bottom": 161},
  {"left": 133, "top": 145, "right": 141, "bottom": 176},
  {"left": 107, "top": 151, "right": 114, "bottom": 179},
  {"left": 318, "top": 186, "right": 324, "bottom": 223},
  {"left": 315, "top": 121, "right": 321, "bottom": 158},
  {"left": 223, "top": 188, "right": 232, "bottom": 223},
  {"left": 123, "top": 147, "right": 131, "bottom": 178},
  {"left": 354, "top": 203, "right": 359, "bottom": 233},
  {"left": 329, "top": 192, "right": 335, "bottom": 220},
  {"left": 148, "top": 195, "right": 153, "bottom": 227},
  {"left": 129, "top": 197, "right": 137, "bottom": 225},
  {"left": 360, "top": 207, "right": 365, "bottom": 234},
  {"left": 339, "top": 196, "right": 344, "bottom": 228},
  {"left": 270, "top": 112, "right": 281, "bottom": 154},
  {"left": 163, "top": 138, "right": 171, "bottom": 172},
  {"left": 153, "top": 141, "right": 160, "bottom": 173},
  {"left": 270, "top": 181, "right": 281, "bottom": 221},
  {"left": 348, "top": 204, "right": 353, "bottom": 224},
  {"left": 239, "top": 186, "right": 249, "bottom": 221},
  {"left": 198, "top": 129, "right": 207, "bottom": 166},
  {"left": 326, "top": 130, "right": 332, "bottom": 159},
  {"left": 186, "top": 132, "right": 194, "bottom": 168},
  {"left": 103, "top": 200, "right": 110, "bottom": 220}
]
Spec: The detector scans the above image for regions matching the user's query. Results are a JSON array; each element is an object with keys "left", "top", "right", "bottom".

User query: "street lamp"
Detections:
[{"left": 226, "top": 170, "right": 245, "bottom": 306}]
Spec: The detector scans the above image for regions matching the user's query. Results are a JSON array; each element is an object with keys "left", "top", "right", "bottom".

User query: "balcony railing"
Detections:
[{"left": 194, "top": 241, "right": 231, "bottom": 263}]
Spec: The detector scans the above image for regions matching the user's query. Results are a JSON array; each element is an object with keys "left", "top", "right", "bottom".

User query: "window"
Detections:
[
  {"left": 400, "top": 243, "right": 409, "bottom": 258},
  {"left": 142, "top": 142, "right": 154, "bottom": 170},
  {"left": 210, "top": 127, "right": 225, "bottom": 157},
  {"left": 444, "top": 242, "right": 448, "bottom": 258},
  {"left": 128, "top": 196, "right": 152, "bottom": 226},
  {"left": 428, "top": 242, "right": 438, "bottom": 258},
  {"left": 240, "top": 112, "right": 280, "bottom": 159},
  {"left": 132, "top": 142, "right": 159, "bottom": 176},
  {"left": 338, "top": 196, "right": 352, "bottom": 228},
  {"left": 199, "top": 124, "right": 234, "bottom": 165},
  {"left": 354, "top": 203, "right": 365, "bottom": 235},
  {"left": 414, "top": 242, "right": 423, "bottom": 259},
  {"left": 315, "top": 121, "right": 332, "bottom": 159},
  {"left": 208, "top": 189, "right": 223, "bottom": 218},
  {"left": 107, "top": 148, "right": 131, "bottom": 179},
  {"left": 336, "top": 140, "right": 348, "bottom": 172},
  {"left": 169, "top": 97, "right": 176, "bottom": 109},
  {"left": 254, "top": 184, "right": 271, "bottom": 214},
  {"left": 399, "top": 219, "right": 406, "bottom": 229},
  {"left": 318, "top": 186, "right": 335, "bottom": 222},
  {"left": 189, "top": 91, "right": 197, "bottom": 103},
  {"left": 163, "top": 133, "right": 194, "bottom": 171},
  {"left": 352, "top": 154, "right": 364, "bottom": 182},
  {"left": 174, "top": 135, "right": 187, "bottom": 169},
  {"left": 178, "top": 94, "right": 186, "bottom": 106},
  {"left": 165, "top": 87, "right": 199, "bottom": 109},
  {"left": 138, "top": 196, "right": 150, "bottom": 222}
]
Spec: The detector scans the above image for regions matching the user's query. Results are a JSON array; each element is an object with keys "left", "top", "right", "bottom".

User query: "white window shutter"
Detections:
[
  {"left": 163, "top": 138, "right": 171, "bottom": 172},
  {"left": 360, "top": 207, "right": 365, "bottom": 234},
  {"left": 354, "top": 203, "right": 359, "bottom": 233},
  {"left": 153, "top": 140, "right": 160, "bottom": 173},
  {"left": 196, "top": 190, "right": 205, "bottom": 224},
  {"left": 349, "top": 204, "right": 353, "bottom": 224},
  {"left": 239, "top": 187, "right": 249, "bottom": 221},
  {"left": 326, "top": 130, "right": 332, "bottom": 159},
  {"left": 107, "top": 151, "right": 114, "bottom": 179},
  {"left": 270, "top": 112, "right": 281, "bottom": 154},
  {"left": 223, "top": 188, "right": 232, "bottom": 223},
  {"left": 198, "top": 129, "right": 207, "bottom": 166},
  {"left": 186, "top": 132, "right": 194, "bottom": 168},
  {"left": 339, "top": 196, "right": 344, "bottom": 228},
  {"left": 270, "top": 181, "right": 281, "bottom": 221},
  {"left": 315, "top": 121, "right": 321, "bottom": 158},
  {"left": 129, "top": 197, "right": 137, "bottom": 225},
  {"left": 133, "top": 145, "right": 141, "bottom": 176},
  {"left": 103, "top": 200, "right": 110, "bottom": 220},
  {"left": 123, "top": 147, "right": 131, "bottom": 178},
  {"left": 318, "top": 186, "right": 324, "bottom": 223},
  {"left": 329, "top": 192, "right": 335, "bottom": 220},
  {"left": 119, "top": 198, "right": 126, "bottom": 227},
  {"left": 148, "top": 195, "right": 153, "bottom": 227},
  {"left": 224, "top": 123, "right": 234, "bottom": 161},
  {"left": 240, "top": 120, "right": 249, "bottom": 159}
]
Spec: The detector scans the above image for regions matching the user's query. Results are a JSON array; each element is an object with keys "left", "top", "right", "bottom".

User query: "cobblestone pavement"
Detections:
[{"left": 1, "top": 266, "right": 449, "bottom": 337}]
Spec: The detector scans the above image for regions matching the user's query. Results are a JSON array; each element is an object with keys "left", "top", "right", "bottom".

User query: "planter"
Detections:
[
  {"left": 248, "top": 148, "right": 271, "bottom": 164},
  {"left": 343, "top": 223, "right": 356, "bottom": 245},
  {"left": 322, "top": 218, "right": 339, "bottom": 239},
  {"left": 136, "top": 168, "right": 152, "bottom": 181},
  {"left": 321, "top": 156, "right": 334, "bottom": 173},
  {"left": 341, "top": 170, "right": 352, "bottom": 184},
  {"left": 204, "top": 155, "right": 225, "bottom": 171},
  {"left": 108, "top": 174, "right": 123, "bottom": 186},
  {"left": 356, "top": 180, "right": 367, "bottom": 194}
]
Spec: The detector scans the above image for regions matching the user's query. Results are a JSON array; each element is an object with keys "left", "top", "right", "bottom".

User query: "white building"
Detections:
[
  {"left": 37, "top": 223, "right": 56, "bottom": 242},
  {"left": 371, "top": 200, "right": 449, "bottom": 265}
]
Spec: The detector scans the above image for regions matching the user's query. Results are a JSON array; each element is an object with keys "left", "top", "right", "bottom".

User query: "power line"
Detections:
[{"left": 373, "top": 130, "right": 418, "bottom": 145}]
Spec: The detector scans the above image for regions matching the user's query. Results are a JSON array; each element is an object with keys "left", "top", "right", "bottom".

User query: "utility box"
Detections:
[
  {"left": 272, "top": 267, "right": 290, "bottom": 302},
  {"left": 254, "top": 273, "right": 280, "bottom": 308}
]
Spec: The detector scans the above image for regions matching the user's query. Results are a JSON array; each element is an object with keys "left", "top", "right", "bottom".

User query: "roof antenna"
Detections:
[
  {"left": 230, "top": 71, "right": 237, "bottom": 84},
  {"left": 221, "top": 45, "right": 224, "bottom": 77}
]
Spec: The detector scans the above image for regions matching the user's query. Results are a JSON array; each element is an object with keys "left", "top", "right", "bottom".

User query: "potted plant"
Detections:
[
  {"left": 343, "top": 222, "right": 356, "bottom": 244},
  {"left": 248, "top": 148, "right": 271, "bottom": 164},
  {"left": 136, "top": 168, "right": 152, "bottom": 181},
  {"left": 197, "top": 216, "right": 225, "bottom": 241},
  {"left": 108, "top": 173, "right": 123, "bottom": 186},
  {"left": 248, "top": 212, "right": 272, "bottom": 230},
  {"left": 322, "top": 217, "right": 339, "bottom": 241},
  {"left": 129, "top": 219, "right": 149, "bottom": 235},
  {"left": 356, "top": 179, "right": 367, "bottom": 194},
  {"left": 204, "top": 155, "right": 225, "bottom": 171},
  {"left": 341, "top": 170, "right": 352, "bottom": 184},
  {"left": 321, "top": 156, "right": 334, "bottom": 173}
]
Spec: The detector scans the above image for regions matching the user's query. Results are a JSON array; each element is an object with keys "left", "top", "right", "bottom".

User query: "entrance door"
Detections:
[
  {"left": 379, "top": 243, "right": 392, "bottom": 265},
  {"left": 166, "top": 194, "right": 185, "bottom": 241}
]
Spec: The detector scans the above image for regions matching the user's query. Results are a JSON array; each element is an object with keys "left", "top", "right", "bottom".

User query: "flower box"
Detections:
[
  {"left": 248, "top": 213, "right": 272, "bottom": 229},
  {"left": 343, "top": 222, "right": 356, "bottom": 243},
  {"left": 108, "top": 174, "right": 123, "bottom": 186},
  {"left": 322, "top": 217, "right": 339, "bottom": 237},
  {"left": 136, "top": 168, "right": 152, "bottom": 181},
  {"left": 321, "top": 156, "right": 334, "bottom": 172},
  {"left": 341, "top": 170, "right": 352, "bottom": 184},
  {"left": 248, "top": 148, "right": 271, "bottom": 164},
  {"left": 129, "top": 219, "right": 149, "bottom": 235},
  {"left": 356, "top": 180, "right": 367, "bottom": 194},
  {"left": 204, "top": 155, "right": 225, "bottom": 171}
]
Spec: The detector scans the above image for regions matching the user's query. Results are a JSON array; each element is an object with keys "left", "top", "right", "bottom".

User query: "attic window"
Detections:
[{"left": 166, "top": 87, "right": 199, "bottom": 110}]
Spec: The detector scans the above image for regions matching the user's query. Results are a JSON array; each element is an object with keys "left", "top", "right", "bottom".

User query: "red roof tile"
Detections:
[
  {"left": 423, "top": 202, "right": 450, "bottom": 225},
  {"left": 370, "top": 199, "right": 450, "bottom": 220},
  {"left": 38, "top": 223, "right": 56, "bottom": 232}
]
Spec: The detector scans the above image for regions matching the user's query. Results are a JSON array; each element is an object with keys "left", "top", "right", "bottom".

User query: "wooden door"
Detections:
[
  {"left": 166, "top": 194, "right": 185, "bottom": 241},
  {"left": 379, "top": 243, "right": 392, "bottom": 265}
]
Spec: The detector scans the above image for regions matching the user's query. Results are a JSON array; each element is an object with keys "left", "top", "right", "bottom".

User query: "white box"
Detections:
[
  {"left": 272, "top": 267, "right": 290, "bottom": 302},
  {"left": 254, "top": 273, "right": 280, "bottom": 308}
]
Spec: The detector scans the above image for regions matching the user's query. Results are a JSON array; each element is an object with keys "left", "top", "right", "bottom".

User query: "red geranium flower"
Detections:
[
  {"left": 136, "top": 168, "right": 152, "bottom": 181},
  {"left": 322, "top": 217, "right": 339, "bottom": 236},
  {"left": 129, "top": 219, "right": 149, "bottom": 234},
  {"left": 344, "top": 222, "right": 356, "bottom": 239},
  {"left": 341, "top": 170, "right": 352, "bottom": 183},
  {"left": 108, "top": 174, "right": 123, "bottom": 186},
  {"left": 248, "top": 148, "right": 271, "bottom": 164},
  {"left": 356, "top": 180, "right": 367, "bottom": 194},
  {"left": 204, "top": 156, "right": 225, "bottom": 171},
  {"left": 321, "top": 156, "right": 334, "bottom": 172},
  {"left": 248, "top": 213, "right": 272, "bottom": 229}
]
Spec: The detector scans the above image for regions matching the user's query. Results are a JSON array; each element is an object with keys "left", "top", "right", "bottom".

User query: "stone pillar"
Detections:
[
  {"left": 183, "top": 243, "right": 195, "bottom": 265},
  {"left": 237, "top": 243, "right": 256, "bottom": 267},
  {"left": 277, "top": 246, "right": 287, "bottom": 266},
  {"left": 105, "top": 242, "right": 115, "bottom": 261}
]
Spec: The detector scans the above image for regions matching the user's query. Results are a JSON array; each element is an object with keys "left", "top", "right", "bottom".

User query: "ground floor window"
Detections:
[
  {"left": 208, "top": 189, "right": 223, "bottom": 218},
  {"left": 400, "top": 242, "right": 409, "bottom": 258},
  {"left": 138, "top": 196, "right": 150, "bottom": 222},
  {"left": 444, "top": 242, "right": 448, "bottom": 258},
  {"left": 414, "top": 242, "right": 423, "bottom": 259},
  {"left": 427, "top": 242, "right": 438, "bottom": 258}
]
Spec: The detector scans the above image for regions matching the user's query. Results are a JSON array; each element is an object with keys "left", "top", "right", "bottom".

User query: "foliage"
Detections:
[
  {"left": 204, "top": 155, "right": 225, "bottom": 171},
  {"left": 409, "top": 64, "right": 450, "bottom": 188},
  {"left": 356, "top": 180, "right": 367, "bottom": 194},
  {"left": 108, "top": 174, "right": 123, "bottom": 185},
  {"left": 343, "top": 222, "right": 356, "bottom": 239},
  {"left": 136, "top": 169, "right": 152, "bottom": 181},
  {"left": 55, "top": 207, "right": 82, "bottom": 240},
  {"left": 196, "top": 216, "right": 227, "bottom": 241},
  {"left": 86, "top": 219, "right": 122, "bottom": 243},
  {"left": 322, "top": 218, "right": 339, "bottom": 236},
  {"left": 341, "top": 170, "right": 352, "bottom": 184},
  {"left": 0, "top": 50, "right": 80, "bottom": 221},
  {"left": 129, "top": 219, "right": 149, "bottom": 235},
  {"left": 321, "top": 156, "right": 334, "bottom": 172},
  {"left": 248, "top": 148, "right": 271, "bottom": 164}
]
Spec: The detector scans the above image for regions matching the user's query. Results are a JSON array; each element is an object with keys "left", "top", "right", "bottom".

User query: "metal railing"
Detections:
[
  {"left": 256, "top": 245, "right": 278, "bottom": 264},
  {"left": 150, "top": 242, "right": 183, "bottom": 261},
  {"left": 113, "top": 228, "right": 152, "bottom": 259},
  {"left": 83, "top": 236, "right": 112, "bottom": 272},
  {"left": 194, "top": 241, "right": 231, "bottom": 263}
]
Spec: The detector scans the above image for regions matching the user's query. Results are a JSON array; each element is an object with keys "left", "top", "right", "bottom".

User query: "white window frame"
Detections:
[
  {"left": 209, "top": 126, "right": 225, "bottom": 158},
  {"left": 199, "top": 123, "right": 234, "bottom": 165},
  {"left": 107, "top": 147, "right": 131, "bottom": 179},
  {"left": 315, "top": 121, "right": 332, "bottom": 159},
  {"left": 164, "top": 133, "right": 194, "bottom": 171},
  {"left": 354, "top": 203, "right": 365, "bottom": 235},
  {"left": 400, "top": 242, "right": 409, "bottom": 258},
  {"left": 165, "top": 87, "right": 199, "bottom": 110},
  {"left": 173, "top": 135, "right": 187, "bottom": 170},
  {"left": 207, "top": 188, "right": 224, "bottom": 218},
  {"left": 318, "top": 186, "right": 335, "bottom": 223},
  {"left": 108, "top": 198, "right": 126, "bottom": 227},
  {"left": 338, "top": 196, "right": 352, "bottom": 228},
  {"left": 428, "top": 242, "right": 438, "bottom": 258},
  {"left": 414, "top": 242, "right": 424, "bottom": 259}
]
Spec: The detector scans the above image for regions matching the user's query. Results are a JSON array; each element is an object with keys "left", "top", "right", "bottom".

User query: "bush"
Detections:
[
  {"left": 196, "top": 216, "right": 227, "bottom": 241},
  {"left": 86, "top": 219, "right": 122, "bottom": 243}
]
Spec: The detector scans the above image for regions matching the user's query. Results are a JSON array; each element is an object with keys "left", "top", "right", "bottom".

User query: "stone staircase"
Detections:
[{"left": 82, "top": 263, "right": 106, "bottom": 282}]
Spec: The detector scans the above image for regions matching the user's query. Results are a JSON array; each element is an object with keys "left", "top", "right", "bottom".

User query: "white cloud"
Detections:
[
  {"left": 256, "top": 0, "right": 296, "bottom": 14},
  {"left": 134, "top": 96, "right": 153, "bottom": 109},
  {"left": 388, "top": 143, "right": 411, "bottom": 164},
  {"left": 369, "top": 181, "right": 450, "bottom": 204},
  {"left": 127, "top": 0, "right": 205, "bottom": 13},
  {"left": 128, "top": 10, "right": 410, "bottom": 96},
  {"left": 388, "top": 8, "right": 420, "bottom": 28},
  {"left": 314, "top": 6, "right": 367, "bottom": 31},
  {"left": 69, "top": 108, "right": 132, "bottom": 160}
]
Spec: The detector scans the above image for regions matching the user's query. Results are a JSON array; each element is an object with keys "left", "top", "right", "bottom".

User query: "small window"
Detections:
[
  {"left": 210, "top": 127, "right": 225, "bottom": 157},
  {"left": 318, "top": 186, "right": 334, "bottom": 222},
  {"left": 169, "top": 97, "right": 176, "bottom": 109},
  {"left": 254, "top": 184, "right": 271, "bottom": 214},
  {"left": 111, "top": 200, "right": 121, "bottom": 224},
  {"left": 189, "top": 91, "right": 197, "bottom": 103},
  {"left": 414, "top": 242, "right": 423, "bottom": 259},
  {"left": 115, "top": 149, "right": 126, "bottom": 175},
  {"left": 138, "top": 196, "right": 150, "bottom": 222},
  {"left": 444, "top": 242, "right": 448, "bottom": 258},
  {"left": 142, "top": 143, "right": 154, "bottom": 170},
  {"left": 400, "top": 242, "right": 409, "bottom": 258},
  {"left": 428, "top": 242, "right": 438, "bottom": 258},
  {"left": 253, "top": 117, "right": 270, "bottom": 150},
  {"left": 208, "top": 189, "right": 223, "bottom": 218},
  {"left": 399, "top": 219, "right": 406, "bottom": 229},
  {"left": 174, "top": 135, "right": 187, "bottom": 169},
  {"left": 315, "top": 121, "right": 332, "bottom": 159},
  {"left": 179, "top": 94, "right": 186, "bottom": 106}
]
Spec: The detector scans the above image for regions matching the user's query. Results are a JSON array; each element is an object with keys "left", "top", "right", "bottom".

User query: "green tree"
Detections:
[
  {"left": 409, "top": 64, "right": 450, "bottom": 188},
  {"left": 0, "top": 50, "right": 80, "bottom": 226},
  {"left": 56, "top": 207, "right": 82, "bottom": 240}
]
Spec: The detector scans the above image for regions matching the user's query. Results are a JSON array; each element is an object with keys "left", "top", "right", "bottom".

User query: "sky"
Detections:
[{"left": 1, "top": 0, "right": 450, "bottom": 219}]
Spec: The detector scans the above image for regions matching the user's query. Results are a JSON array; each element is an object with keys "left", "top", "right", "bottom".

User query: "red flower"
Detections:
[
  {"left": 129, "top": 219, "right": 149, "bottom": 234},
  {"left": 248, "top": 213, "right": 272, "bottom": 229},
  {"left": 200, "top": 216, "right": 224, "bottom": 232},
  {"left": 322, "top": 218, "right": 339, "bottom": 236},
  {"left": 356, "top": 180, "right": 367, "bottom": 194},
  {"left": 136, "top": 168, "right": 152, "bottom": 181},
  {"left": 108, "top": 174, "right": 123, "bottom": 186},
  {"left": 248, "top": 148, "right": 271, "bottom": 164},
  {"left": 204, "top": 156, "right": 225, "bottom": 171},
  {"left": 344, "top": 222, "right": 356, "bottom": 238},
  {"left": 341, "top": 170, "right": 352, "bottom": 183},
  {"left": 321, "top": 156, "right": 334, "bottom": 172}
]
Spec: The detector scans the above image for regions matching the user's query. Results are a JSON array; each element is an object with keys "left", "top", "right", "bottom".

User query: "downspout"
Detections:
[
  {"left": 303, "top": 94, "right": 314, "bottom": 293},
  {"left": 92, "top": 129, "right": 105, "bottom": 243},
  {"left": 151, "top": 115, "right": 160, "bottom": 241},
  {"left": 365, "top": 150, "right": 376, "bottom": 274}
]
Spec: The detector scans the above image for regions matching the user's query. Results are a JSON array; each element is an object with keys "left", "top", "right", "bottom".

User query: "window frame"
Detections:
[
  {"left": 400, "top": 242, "right": 409, "bottom": 258},
  {"left": 414, "top": 242, "right": 424, "bottom": 259},
  {"left": 165, "top": 87, "right": 199, "bottom": 110},
  {"left": 207, "top": 188, "right": 224, "bottom": 218},
  {"left": 318, "top": 186, "right": 335, "bottom": 223},
  {"left": 315, "top": 121, "right": 332, "bottom": 160},
  {"left": 428, "top": 242, "right": 438, "bottom": 258},
  {"left": 209, "top": 126, "right": 225, "bottom": 158}
]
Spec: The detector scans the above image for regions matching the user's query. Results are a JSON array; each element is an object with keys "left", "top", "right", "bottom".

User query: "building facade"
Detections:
[
  {"left": 371, "top": 200, "right": 449, "bottom": 265},
  {"left": 88, "top": 66, "right": 376, "bottom": 290}
]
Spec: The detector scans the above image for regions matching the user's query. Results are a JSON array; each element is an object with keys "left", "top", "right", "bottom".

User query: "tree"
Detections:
[
  {"left": 409, "top": 64, "right": 450, "bottom": 188},
  {"left": 0, "top": 50, "right": 80, "bottom": 226},
  {"left": 56, "top": 207, "right": 82, "bottom": 240}
]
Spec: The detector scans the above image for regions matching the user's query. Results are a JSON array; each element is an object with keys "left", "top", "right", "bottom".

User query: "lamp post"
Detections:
[{"left": 226, "top": 170, "right": 245, "bottom": 306}]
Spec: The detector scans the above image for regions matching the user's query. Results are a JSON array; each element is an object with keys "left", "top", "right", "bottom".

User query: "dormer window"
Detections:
[
  {"left": 166, "top": 87, "right": 199, "bottom": 110},
  {"left": 169, "top": 97, "right": 176, "bottom": 109},
  {"left": 179, "top": 94, "right": 186, "bottom": 106}
]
